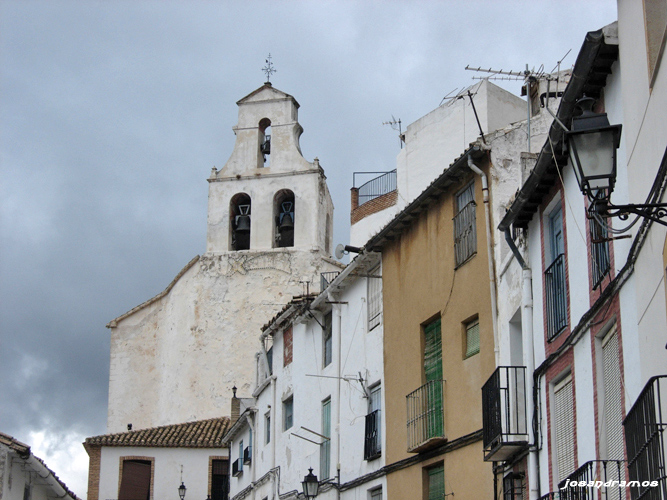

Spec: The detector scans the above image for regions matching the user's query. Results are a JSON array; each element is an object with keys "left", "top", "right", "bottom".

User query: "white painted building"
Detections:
[
  {"left": 103, "top": 83, "right": 342, "bottom": 434},
  {"left": 223, "top": 250, "right": 385, "bottom": 500},
  {"left": 350, "top": 79, "right": 527, "bottom": 248},
  {"left": 491, "top": 10, "right": 667, "bottom": 500},
  {"left": 84, "top": 418, "right": 230, "bottom": 500},
  {"left": 1, "top": 432, "right": 79, "bottom": 500}
]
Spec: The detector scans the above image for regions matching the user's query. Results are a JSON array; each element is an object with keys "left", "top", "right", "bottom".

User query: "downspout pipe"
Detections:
[
  {"left": 327, "top": 289, "right": 342, "bottom": 500},
  {"left": 467, "top": 155, "right": 500, "bottom": 366},
  {"left": 504, "top": 228, "right": 539, "bottom": 499}
]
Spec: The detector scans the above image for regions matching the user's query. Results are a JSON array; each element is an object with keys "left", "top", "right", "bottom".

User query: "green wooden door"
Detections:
[{"left": 424, "top": 319, "right": 443, "bottom": 438}]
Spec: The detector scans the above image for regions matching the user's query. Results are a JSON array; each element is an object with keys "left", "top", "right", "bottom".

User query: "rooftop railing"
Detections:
[{"left": 353, "top": 170, "right": 397, "bottom": 206}]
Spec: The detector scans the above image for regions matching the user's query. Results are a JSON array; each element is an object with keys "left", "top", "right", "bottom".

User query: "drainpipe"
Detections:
[
  {"left": 504, "top": 229, "right": 538, "bottom": 499},
  {"left": 246, "top": 411, "right": 257, "bottom": 500},
  {"left": 467, "top": 155, "right": 500, "bottom": 366},
  {"left": 327, "top": 289, "right": 342, "bottom": 500}
]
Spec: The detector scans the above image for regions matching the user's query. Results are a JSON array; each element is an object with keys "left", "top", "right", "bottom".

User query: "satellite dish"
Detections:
[{"left": 335, "top": 243, "right": 345, "bottom": 260}]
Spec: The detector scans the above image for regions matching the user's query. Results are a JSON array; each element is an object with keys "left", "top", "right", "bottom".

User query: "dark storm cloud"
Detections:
[{"left": 0, "top": 1, "right": 617, "bottom": 494}]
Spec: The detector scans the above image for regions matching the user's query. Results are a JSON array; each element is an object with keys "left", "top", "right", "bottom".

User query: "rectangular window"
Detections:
[
  {"left": 502, "top": 473, "right": 523, "bottom": 500},
  {"left": 320, "top": 398, "right": 331, "bottom": 480},
  {"left": 323, "top": 312, "right": 333, "bottom": 367},
  {"left": 367, "top": 265, "right": 382, "bottom": 330},
  {"left": 590, "top": 217, "right": 610, "bottom": 289},
  {"left": 545, "top": 205, "right": 567, "bottom": 340},
  {"left": 454, "top": 181, "right": 476, "bottom": 267},
  {"left": 427, "top": 464, "right": 445, "bottom": 500},
  {"left": 283, "top": 326, "right": 293, "bottom": 366},
  {"left": 464, "top": 318, "right": 480, "bottom": 358},
  {"left": 369, "top": 487, "right": 382, "bottom": 500},
  {"left": 238, "top": 440, "right": 243, "bottom": 473},
  {"left": 119, "top": 459, "right": 152, "bottom": 500},
  {"left": 553, "top": 375, "right": 575, "bottom": 482},
  {"left": 601, "top": 327, "right": 625, "bottom": 463},
  {"left": 364, "top": 384, "right": 382, "bottom": 460},
  {"left": 283, "top": 397, "right": 293, "bottom": 431},
  {"left": 211, "top": 459, "right": 229, "bottom": 500},
  {"left": 265, "top": 412, "right": 271, "bottom": 444}
]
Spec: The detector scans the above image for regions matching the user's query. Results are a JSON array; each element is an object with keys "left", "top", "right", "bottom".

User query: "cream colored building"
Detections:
[{"left": 104, "top": 83, "right": 342, "bottom": 433}]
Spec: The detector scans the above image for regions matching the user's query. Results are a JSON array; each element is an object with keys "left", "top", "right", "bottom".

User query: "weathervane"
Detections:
[{"left": 262, "top": 54, "right": 276, "bottom": 83}]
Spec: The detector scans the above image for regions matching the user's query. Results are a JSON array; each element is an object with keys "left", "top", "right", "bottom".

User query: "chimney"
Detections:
[{"left": 231, "top": 385, "right": 240, "bottom": 422}]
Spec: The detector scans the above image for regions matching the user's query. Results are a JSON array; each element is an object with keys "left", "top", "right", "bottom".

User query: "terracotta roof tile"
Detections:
[{"left": 84, "top": 417, "right": 230, "bottom": 448}]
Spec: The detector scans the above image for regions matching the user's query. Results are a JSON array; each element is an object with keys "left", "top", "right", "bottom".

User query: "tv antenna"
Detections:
[
  {"left": 262, "top": 54, "right": 276, "bottom": 83},
  {"left": 382, "top": 115, "right": 403, "bottom": 149}
]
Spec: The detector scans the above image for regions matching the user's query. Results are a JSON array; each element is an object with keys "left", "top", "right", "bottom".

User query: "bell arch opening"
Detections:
[
  {"left": 259, "top": 118, "right": 271, "bottom": 167},
  {"left": 230, "top": 193, "right": 252, "bottom": 251},
  {"left": 273, "top": 189, "right": 295, "bottom": 248}
]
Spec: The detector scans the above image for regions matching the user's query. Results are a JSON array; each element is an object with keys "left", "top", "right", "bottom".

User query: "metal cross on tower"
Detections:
[{"left": 263, "top": 54, "right": 276, "bottom": 83}]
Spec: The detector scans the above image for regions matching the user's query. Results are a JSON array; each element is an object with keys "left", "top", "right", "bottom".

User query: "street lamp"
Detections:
[
  {"left": 178, "top": 482, "right": 187, "bottom": 500},
  {"left": 302, "top": 468, "right": 319, "bottom": 498},
  {"left": 566, "top": 96, "right": 667, "bottom": 227}
]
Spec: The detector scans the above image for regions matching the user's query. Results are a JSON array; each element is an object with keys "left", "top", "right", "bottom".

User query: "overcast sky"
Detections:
[{"left": 1, "top": 1, "right": 617, "bottom": 496}]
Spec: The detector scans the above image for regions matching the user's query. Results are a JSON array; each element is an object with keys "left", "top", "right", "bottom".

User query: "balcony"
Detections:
[
  {"left": 545, "top": 253, "right": 567, "bottom": 340},
  {"left": 243, "top": 445, "right": 252, "bottom": 465},
  {"left": 557, "top": 460, "right": 625, "bottom": 500},
  {"left": 482, "top": 366, "right": 528, "bottom": 461},
  {"left": 538, "top": 493, "right": 562, "bottom": 500},
  {"left": 623, "top": 375, "right": 667, "bottom": 500},
  {"left": 406, "top": 380, "right": 446, "bottom": 453},
  {"left": 353, "top": 170, "right": 397, "bottom": 207},
  {"left": 320, "top": 271, "right": 340, "bottom": 292},
  {"left": 364, "top": 409, "right": 381, "bottom": 460},
  {"left": 231, "top": 458, "right": 242, "bottom": 477}
]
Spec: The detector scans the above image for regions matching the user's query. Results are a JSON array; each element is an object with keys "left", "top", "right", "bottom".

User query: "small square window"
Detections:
[
  {"left": 465, "top": 318, "right": 480, "bottom": 358},
  {"left": 283, "top": 397, "right": 293, "bottom": 431}
]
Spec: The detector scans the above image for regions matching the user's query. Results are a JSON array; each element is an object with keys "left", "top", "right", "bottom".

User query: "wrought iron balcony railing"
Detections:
[
  {"left": 320, "top": 271, "right": 340, "bottom": 292},
  {"left": 538, "top": 493, "right": 562, "bottom": 500},
  {"left": 232, "top": 457, "right": 242, "bottom": 477},
  {"left": 364, "top": 409, "right": 381, "bottom": 460},
  {"left": 545, "top": 253, "right": 568, "bottom": 340},
  {"left": 354, "top": 170, "right": 397, "bottom": 206},
  {"left": 406, "top": 380, "right": 446, "bottom": 453},
  {"left": 557, "top": 460, "right": 625, "bottom": 500},
  {"left": 623, "top": 375, "right": 667, "bottom": 500},
  {"left": 482, "top": 366, "right": 528, "bottom": 461}
]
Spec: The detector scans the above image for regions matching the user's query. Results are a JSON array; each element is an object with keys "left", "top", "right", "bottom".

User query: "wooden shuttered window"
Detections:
[
  {"left": 427, "top": 464, "right": 445, "bottom": 500},
  {"left": 320, "top": 399, "right": 331, "bottom": 480},
  {"left": 424, "top": 319, "right": 444, "bottom": 439},
  {"left": 553, "top": 375, "right": 576, "bottom": 482},
  {"left": 119, "top": 460, "right": 151, "bottom": 500}
]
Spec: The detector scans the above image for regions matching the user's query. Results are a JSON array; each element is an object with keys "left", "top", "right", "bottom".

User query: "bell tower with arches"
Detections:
[{"left": 206, "top": 83, "right": 334, "bottom": 254}]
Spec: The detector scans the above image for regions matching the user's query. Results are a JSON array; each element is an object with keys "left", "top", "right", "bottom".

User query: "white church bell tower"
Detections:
[{"left": 104, "top": 81, "right": 339, "bottom": 433}]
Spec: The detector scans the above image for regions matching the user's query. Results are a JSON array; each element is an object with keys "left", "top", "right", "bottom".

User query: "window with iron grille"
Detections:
[
  {"left": 283, "top": 397, "right": 293, "bottom": 431},
  {"left": 367, "top": 265, "right": 382, "bottom": 331},
  {"left": 590, "top": 216, "right": 610, "bottom": 289},
  {"left": 454, "top": 182, "right": 476, "bottom": 267},
  {"left": 323, "top": 312, "right": 332, "bottom": 367},
  {"left": 364, "top": 384, "right": 381, "bottom": 460},
  {"left": 545, "top": 206, "right": 567, "bottom": 340},
  {"left": 503, "top": 473, "right": 524, "bottom": 500},
  {"left": 464, "top": 317, "right": 480, "bottom": 358},
  {"left": 321, "top": 398, "right": 331, "bottom": 480},
  {"left": 426, "top": 464, "right": 445, "bottom": 500}
]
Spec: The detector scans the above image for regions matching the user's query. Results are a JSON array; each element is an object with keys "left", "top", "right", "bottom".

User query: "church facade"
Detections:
[{"left": 105, "top": 83, "right": 341, "bottom": 434}]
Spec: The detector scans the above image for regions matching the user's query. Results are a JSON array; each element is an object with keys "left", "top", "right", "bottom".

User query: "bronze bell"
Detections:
[
  {"left": 279, "top": 212, "right": 294, "bottom": 232},
  {"left": 235, "top": 214, "right": 251, "bottom": 232}
]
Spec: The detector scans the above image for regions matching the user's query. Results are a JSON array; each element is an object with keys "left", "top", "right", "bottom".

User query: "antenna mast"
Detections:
[{"left": 382, "top": 116, "right": 403, "bottom": 149}]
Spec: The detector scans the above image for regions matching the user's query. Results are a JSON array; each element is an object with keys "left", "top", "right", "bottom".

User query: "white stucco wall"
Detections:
[
  {"left": 617, "top": 0, "right": 667, "bottom": 404},
  {"left": 98, "top": 446, "right": 225, "bottom": 500}
]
